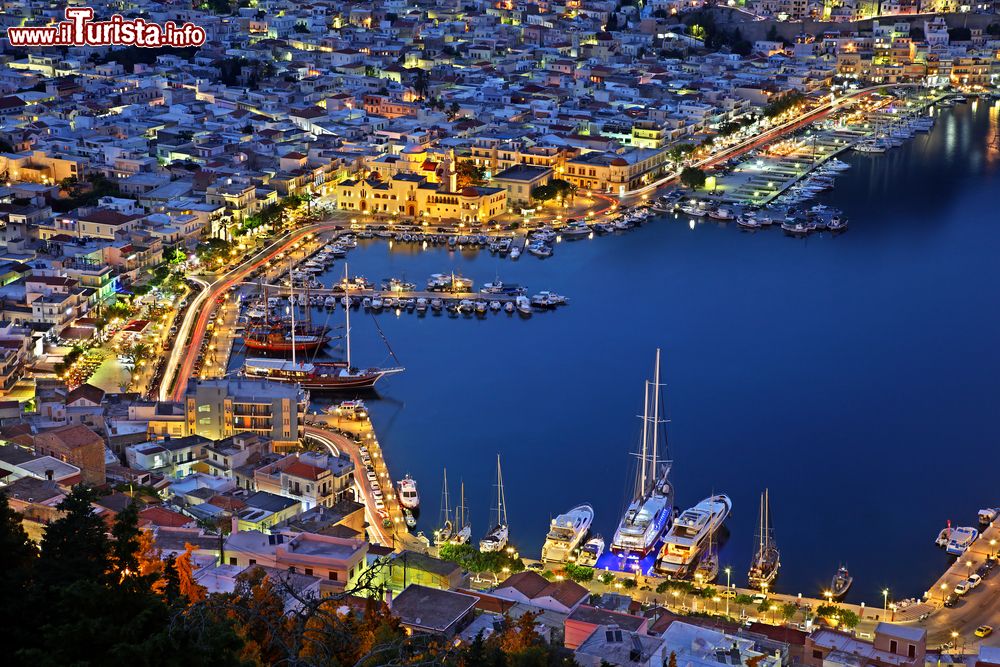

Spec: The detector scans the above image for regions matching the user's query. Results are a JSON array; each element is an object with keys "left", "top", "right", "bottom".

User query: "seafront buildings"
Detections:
[{"left": 0, "top": 0, "right": 999, "bottom": 663}]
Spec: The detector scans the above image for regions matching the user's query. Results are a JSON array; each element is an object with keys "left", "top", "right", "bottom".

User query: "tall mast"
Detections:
[
  {"left": 440, "top": 468, "right": 451, "bottom": 527},
  {"left": 459, "top": 480, "right": 465, "bottom": 529},
  {"left": 289, "top": 259, "right": 297, "bottom": 367},
  {"left": 638, "top": 380, "right": 649, "bottom": 497},
  {"left": 651, "top": 348, "right": 661, "bottom": 477},
  {"left": 343, "top": 262, "right": 351, "bottom": 368},
  {"left": 496, "top": 454, "right": 507, "bottom": 527}
]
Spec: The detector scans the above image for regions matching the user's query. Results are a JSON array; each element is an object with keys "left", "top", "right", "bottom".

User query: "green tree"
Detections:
[
  {"left": 0, "top": 491, "right": 36, "bottom": 634},
  {"left": 531, "top": 184, "right": 557, "bottom": 201},
  {"left": 680, "top": 166, "right": 706, "bottom": 190}
]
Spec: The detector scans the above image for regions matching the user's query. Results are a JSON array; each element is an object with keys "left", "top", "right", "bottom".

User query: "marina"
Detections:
[{"left": 320, "top": 99, "right": 1000, "bottom": 600}]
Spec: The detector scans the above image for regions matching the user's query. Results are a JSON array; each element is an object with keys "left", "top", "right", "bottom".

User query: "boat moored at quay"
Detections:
[
  {"left": 654, "top": 494, "right": 731, "bottom": 577},
  {"left": 610, "top": 349, "right": 675, "bottom": 559},
  {"left": 541, "top": 504, "right": 595, "bottom": 563}
]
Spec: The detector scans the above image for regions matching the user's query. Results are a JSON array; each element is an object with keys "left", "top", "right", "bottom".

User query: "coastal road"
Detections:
[
  {"left": 158, "top": 220, "right": 345, "bottom": 402},
  {"left": 304, "top": 424, "right": 405, "bottom": 550}
]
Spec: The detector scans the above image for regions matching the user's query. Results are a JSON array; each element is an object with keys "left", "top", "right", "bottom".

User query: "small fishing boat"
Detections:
[
  {"left": 979, "top": 508, "right": 999, "bottom": 526},
  {"left": 398, "top": 474, "right": 419, "bottom": 509},
  {"left": 504, "top": 301, "right": 515, "bottom": 314},
  {"left": 404, "top": 508, "right": 417, "bottom": 528},
  {"left": 830, "top": 565, "right": 852, "bottom": 599},
  {"left": 946, "top": 526, "right": 979, "bottom": 556},
  {"left": 576, "top": 535, "right": 605, "bottom": 567}
]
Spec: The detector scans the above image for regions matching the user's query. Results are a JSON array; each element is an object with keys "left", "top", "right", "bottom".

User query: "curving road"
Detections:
[
  {"left": 304, "top": 425, "right": 397, "bottom": 548},
  {"left": 159, "top": 221, "right": 345, "bottom": 402}
]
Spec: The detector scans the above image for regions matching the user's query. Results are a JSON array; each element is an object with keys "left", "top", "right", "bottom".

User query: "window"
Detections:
[
  {"left": 908, "top": 645, "right": 915, "bottom": 659},
  {"left": 329, "top": 571, "right": 338, "bottom": 581},
  {"left": 304, "top": 568, "right": 313, "bottom": 576},
  {"left": 288, "top": 566, "right": 296, "bottom": 573},
  {"left": 812, "top": 651, "right": 823, "bottom": 660},
  {"left": 229, "top": 557, "right": 237, "bottom": 566},
  {"left": 198, "top": 404, "right": 212, "bottom": 413},
  {"left": 889, "top": 641, "right": 897, "bottom": 654},
  {"left": 248, "top": 559, "right": 256, "bottom": 566}
]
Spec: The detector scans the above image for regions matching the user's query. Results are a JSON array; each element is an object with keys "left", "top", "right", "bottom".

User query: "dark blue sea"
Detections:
[{"left": 244, "top": 99, "right": 1000, "bottom": 603}]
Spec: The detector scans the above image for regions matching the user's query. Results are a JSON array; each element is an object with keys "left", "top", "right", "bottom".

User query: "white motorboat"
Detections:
[
  {"left": 398, "top": 474, "right": 419, "bottom": 509},
  {"left": 707, "top": 207, "right": 735, "bottom": 221},
  {"left": 324, "top": 295, "right": 338, "bottom": 309},
  {"left": 504, "top": 301, "right": 515, "bottom": 313},
  {"left": 946, "top": 526, "right": 979, "bottom": 556},
  {"left": 489, "top": 300, "right": 502, "bottom": 311},
  {"left": 979, "top": 508, "right": 999, "bottom": 526},
  {"left": 611, "top": 350, "right": 674, "bottom": 558},
  {"left": 516, "top": 295, "right": 532, "bottom": 315},
  {"left": 527, "top": 243, "right": 553, "bottom": 258},
  {"left": 654, "top": 494, "right": 731, "bottom": 575},
  {"left": 541, "top": 504, "right": 595, "bottom": 563},
  {"left": 416, "top": 298, "right": 428, "bottom": 312},
  {"left": 576, "top": 535, "right": 605, "bottom": 567},
  {"left": 510, "top": 247, "right": 521, "bottom": 260},
  {"left": 480, "top": 455, "right": 510, "bottom": 553}
]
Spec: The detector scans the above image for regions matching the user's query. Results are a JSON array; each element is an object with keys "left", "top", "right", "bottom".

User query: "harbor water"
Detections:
[{"left": 244, "top": 100, "right": 1000, "bottom": 602}]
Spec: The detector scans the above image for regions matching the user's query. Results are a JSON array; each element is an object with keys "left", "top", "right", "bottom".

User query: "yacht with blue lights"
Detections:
[{"left": 610, "top": 349, "right": 675, "bottom": 559}]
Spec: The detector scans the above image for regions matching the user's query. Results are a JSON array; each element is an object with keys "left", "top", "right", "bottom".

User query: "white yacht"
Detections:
[
  {"left": 654, "top": 494, "right": 731, "bottom": 576},
  {"left": 541, "top": 504, "right": 595, "bottom": 563},
  {"left": 611, "top": 350, "right": 674, "bottom": 558},
  {"left": 398, "top": 474, "right": 419, "bottom": 509},
  {"left": 946, "top": 526, "right": 979, "bottom": 556}
]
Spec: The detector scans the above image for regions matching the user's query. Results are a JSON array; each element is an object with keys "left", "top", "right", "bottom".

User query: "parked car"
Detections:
[
  {"left": 955, "top": 581, "right": 970, "bottom": 596},
  {"left": 968, "top": 573, "right": 983, "bottom": 588},
  {"left": 944, "top": 593, "right": 959, "bottom": 608},
  {"left": 976, "top": 626, "right": 993, "bottom": 638}
]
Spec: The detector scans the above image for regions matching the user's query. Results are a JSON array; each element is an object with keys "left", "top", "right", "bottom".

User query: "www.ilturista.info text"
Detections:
[{"left": 6, "top": 8, "right": 206, "bottom": 48}]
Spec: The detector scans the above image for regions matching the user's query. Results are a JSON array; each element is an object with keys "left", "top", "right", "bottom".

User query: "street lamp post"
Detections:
[
  {"left": 725, "top": 567, "right": 732, "bottom": 617},
  {"left": 882, "top": 589, "right": 889, "bottom": 616}
]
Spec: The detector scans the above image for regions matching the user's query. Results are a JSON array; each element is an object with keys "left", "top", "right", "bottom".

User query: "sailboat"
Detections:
[
  {"left": 747, "top": 489, "right": 780, "bottom": 589},
  {"left": 243, "top": 263, "right": 404, "bottom": 389},
  {"left": 610, "top": 349, "right": 675, "bottom": 558},
  {"left": 452, "top": 480, "right": 472, "bottom": 545},
  {"left": 479, "top": 455, "right": 509, "bottom": 552},
  {"left": 435, "top": 468, "right": 453, "bottom": 544}
]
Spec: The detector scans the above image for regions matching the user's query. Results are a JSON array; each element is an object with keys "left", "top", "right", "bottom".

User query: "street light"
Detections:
[
  {"left": 882, "top": 588, "right": 889, "bottom": 614},
  {"left": 725, "top": 567, "right": 732, "bottom": 617}
]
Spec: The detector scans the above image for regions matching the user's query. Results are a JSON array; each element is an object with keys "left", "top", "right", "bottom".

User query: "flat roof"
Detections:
[{"left": 391, "top": 584, "right": 478, "bottom": 632}]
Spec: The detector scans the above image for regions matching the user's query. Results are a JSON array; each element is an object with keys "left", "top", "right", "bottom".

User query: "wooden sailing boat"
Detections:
[
  {"left": 748, "top": 488, "right": 780, "bottom": 589},
  {"left": 479, "top": 455, "right": 509, "bottom": 552},
  {"left": 243, "top": 262, "right": 403, "bottom": 388},
  {"left": 435, "top": 468, "right": 453, "bottom": 544}
]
